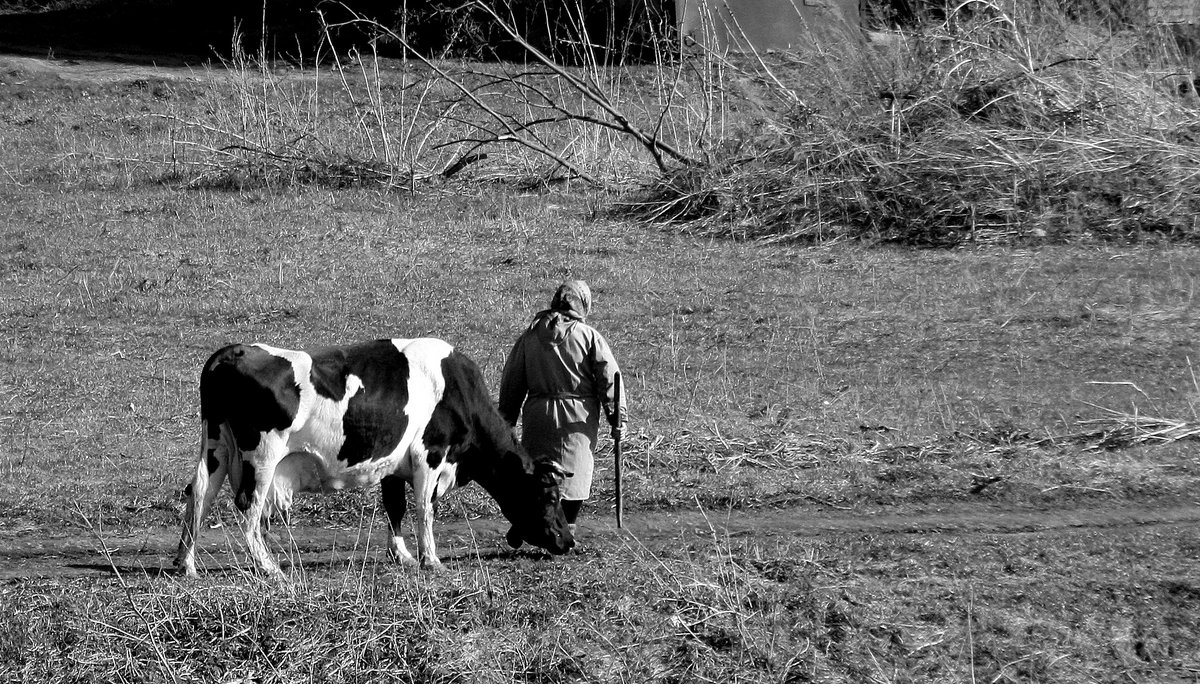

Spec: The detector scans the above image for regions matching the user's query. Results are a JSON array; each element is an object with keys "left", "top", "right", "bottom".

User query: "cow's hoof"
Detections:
[
  {"left": 390, "top": 552, "right": 419, "bottom": 567},
  {"left": 419, "top": 557, "right": 445, "bottom": 572},
  {"left": 387, "top": 544, "right": 419, "bottom": 566},
  {"left": 259, "top": 567, "right": 288, "bottom": 584},
  {"left": 505, "top": 527, "right": 524, "bottom": 549}
]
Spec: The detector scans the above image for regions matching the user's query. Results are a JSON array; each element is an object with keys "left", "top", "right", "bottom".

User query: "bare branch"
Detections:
[
  {"left": 324, "top": 9, "right": 605, "bottom": 186},
  {"left": 469, "top": 0, "right": 701, "bottom": 172}
]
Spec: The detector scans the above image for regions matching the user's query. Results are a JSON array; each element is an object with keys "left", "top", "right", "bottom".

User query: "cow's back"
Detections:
[
  {"left": 313, "top": 339, "right": 427, "bottom": 466},
  {"left": 198, "top": 339, "right": 452, "bottom": 468},
  {"left": 200, "top": 344, "right": 300, "bottom": 452}
]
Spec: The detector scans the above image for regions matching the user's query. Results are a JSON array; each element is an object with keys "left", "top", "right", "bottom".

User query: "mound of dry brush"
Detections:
[{"left": 624, "top": 4, "right": 1200, "bottom": 246}]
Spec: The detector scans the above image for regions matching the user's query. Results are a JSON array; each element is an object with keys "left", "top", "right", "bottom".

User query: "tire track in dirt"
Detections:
[{"left": 1, "top": 501, "right": 1197, "bottom": 580}]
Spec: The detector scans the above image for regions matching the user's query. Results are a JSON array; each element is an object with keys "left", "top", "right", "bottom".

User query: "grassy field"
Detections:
[{"left": 2, "top": 29, "right": 1200, "bottom": 683}]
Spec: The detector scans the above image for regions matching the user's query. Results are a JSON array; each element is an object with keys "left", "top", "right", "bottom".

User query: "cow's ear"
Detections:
[{"left": 541, "top": 460, "right": 573, "bottom": 480}]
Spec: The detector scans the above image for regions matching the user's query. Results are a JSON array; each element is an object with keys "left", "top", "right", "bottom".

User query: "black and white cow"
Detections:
[{"left": 175, "top": 337, "right": 575, "bottom": 577}]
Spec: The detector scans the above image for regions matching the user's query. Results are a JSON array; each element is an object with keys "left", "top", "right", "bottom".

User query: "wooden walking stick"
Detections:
[{"left": 613, "top": 371, "right": 624, "bottom": 529}]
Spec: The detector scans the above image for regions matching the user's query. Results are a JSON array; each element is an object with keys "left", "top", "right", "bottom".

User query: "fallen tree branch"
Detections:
[
  {"left": 324, "top": 9, "right": 605, "bottom": 187},
  {"left": 441, "top": 152, "right": 488, "bottom": 178},
  {"left": 469, "top": 0, "right": 701, "bottom": 172}
]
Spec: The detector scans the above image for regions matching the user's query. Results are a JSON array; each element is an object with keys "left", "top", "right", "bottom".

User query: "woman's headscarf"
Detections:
[{"left": 549, "top": 280, "right": 591, "bottom": 320}]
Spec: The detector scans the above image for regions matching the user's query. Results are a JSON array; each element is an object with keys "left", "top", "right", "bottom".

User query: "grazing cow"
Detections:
[{"left": 175, "top": 337, "right": 575, "bottom": 577}]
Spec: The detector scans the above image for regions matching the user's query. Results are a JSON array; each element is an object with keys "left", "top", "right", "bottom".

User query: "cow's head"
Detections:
[{"left": 495, "top": 451, "right": 575, "bottom": 554}]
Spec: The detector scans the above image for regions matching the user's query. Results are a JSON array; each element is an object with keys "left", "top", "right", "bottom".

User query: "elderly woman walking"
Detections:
[{"left": 499, "top": 280, "right": 625, "bottom": 542}]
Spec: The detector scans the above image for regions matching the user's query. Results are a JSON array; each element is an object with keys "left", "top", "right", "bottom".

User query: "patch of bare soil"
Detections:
[{"left": 2, "top": 501, "right": 1197, "bottom": 581}]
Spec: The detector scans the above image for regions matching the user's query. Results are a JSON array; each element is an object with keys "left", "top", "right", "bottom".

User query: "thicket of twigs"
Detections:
[
  {"left": 167, "top": 0, "right": 1199, "bottom": 245},
  {"left": 164, "top": 0, "right": 689, "bottom": 190},
  {"left": 623, "top": 2, "right": 1200, "bottom": 245}
]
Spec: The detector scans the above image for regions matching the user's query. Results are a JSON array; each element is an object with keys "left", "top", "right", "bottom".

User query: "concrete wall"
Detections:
[{"left": 677, "top": 0, "right": 861, "bottom": 50}]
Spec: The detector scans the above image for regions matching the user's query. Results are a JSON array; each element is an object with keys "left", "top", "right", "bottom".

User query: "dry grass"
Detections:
[
  {"left": 2, "top": 518, "right": 1198, "bottom": 683},
  {"left": 3, "top": 171, "right": 1199, "bottom": 528}
]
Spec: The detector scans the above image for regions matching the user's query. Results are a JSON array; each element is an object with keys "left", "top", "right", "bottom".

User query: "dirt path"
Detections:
[{"left": 2, "top": 501, "right": 1197, "bottom": 581}]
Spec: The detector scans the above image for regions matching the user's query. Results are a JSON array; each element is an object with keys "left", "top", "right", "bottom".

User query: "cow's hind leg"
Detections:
[
  {"left": 175, "top": 420, "right": 229, "bottom": 577},
  {"left": 381, "top": 475, "right": 417, "bottom": 566},
  {"left": 236, "top": 435, "right": 286, "bottom": 578}
]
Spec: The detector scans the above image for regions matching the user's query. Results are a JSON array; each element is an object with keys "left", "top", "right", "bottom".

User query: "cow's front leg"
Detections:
[
  {"left": 236, "top": 442, "right": 285, "bottom": 579},
  {"left": 410, "top": 462, "right": 443, "bottom": 570},
  {"left": 175, "top": 421, "right": 229, "bottom": 577},
  {"left": 381, "top": 475, "right": 417, "bottom": 566}
]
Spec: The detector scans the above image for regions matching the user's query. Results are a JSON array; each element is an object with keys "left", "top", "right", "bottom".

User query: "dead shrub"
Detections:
[{"left": 621, "top": 0, "right": 1200, "bottom": 245}]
